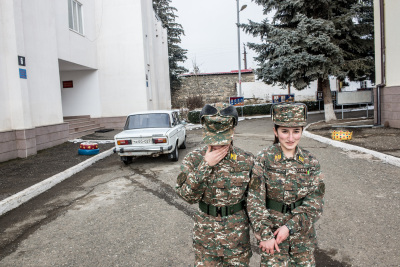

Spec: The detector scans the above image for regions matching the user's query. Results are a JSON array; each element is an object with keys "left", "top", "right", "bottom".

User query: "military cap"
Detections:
[
  {"left": 271, "top": 103, "right": 307, "bottom": 127},
  {"left": 200, "top": 102, "right": 238, "bottom": 145}
]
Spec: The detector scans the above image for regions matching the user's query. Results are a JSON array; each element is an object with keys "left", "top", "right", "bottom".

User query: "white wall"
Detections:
[
  {"left": 11, "top": 0, "right": 33, "bottom": 130},
  {"left": 55, "top": 0, "right": 97, "bottom": 69},
  {"left": 160, "top": 26, "right": 171, "bottom": 109},
  {"left": 0, "top": 0, "right": 19, "bottom": 131},
  {"left": 374, "top": 0, "right": 382, "bottom": 85},
  {"left": 242, "top": 77, "right": 339, "bottom": 101},
  {"left": 374, "top": 0, "right": 400, "bottom": 87},
  {"left": 1, "top": 0, "right": 171, "bottom": 133},
  {"left": 141, "top": 0, "right": 171, "bottom": 111},
  {"left": 96, "top": 0, "right": 149, "bottom": 117},
  {"left": 60, "top": 70, "right": 101, "bottom": 117},
  {"left": 21, "top": 0, "right": 64, "bottom": 127},
  {"left": 0, "top": 0, "right": 63, "bottom": 132},
  {"left": 383, "top": 1, "right": 400, "bottom": 87}
]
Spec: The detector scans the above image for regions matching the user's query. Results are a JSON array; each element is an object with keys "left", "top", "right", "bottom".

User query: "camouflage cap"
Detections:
[
  {"left": 271, "top": 103, "right": 307, "bottom": 127},
  {"left": 201, "top": 102, "right": 236, "bottom": 145}
]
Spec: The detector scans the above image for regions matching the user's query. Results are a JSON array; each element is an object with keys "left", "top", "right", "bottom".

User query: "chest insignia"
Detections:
[
  {"left": 296, "top": 168, "right": 310, "bottom": 174},
  {"left": 230, "top": 153, "right": 237, "bottom": 161}
]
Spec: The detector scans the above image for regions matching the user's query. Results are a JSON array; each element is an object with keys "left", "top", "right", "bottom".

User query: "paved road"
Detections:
[{"left": 1, "top": 113, "right": 399, "bottom": 266}]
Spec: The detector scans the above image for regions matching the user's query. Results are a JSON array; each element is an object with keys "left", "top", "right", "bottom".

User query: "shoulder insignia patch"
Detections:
[{"left": 177, "top": 172, "right": 187, "bottom": 186}]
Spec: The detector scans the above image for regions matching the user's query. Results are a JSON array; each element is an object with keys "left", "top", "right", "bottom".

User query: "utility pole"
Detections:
[
  {"left": 236, "top": 1, "right": 247, "bottom": 97},
  {"left": 243, "top": 43, "right": 247, "bottom": 70}
]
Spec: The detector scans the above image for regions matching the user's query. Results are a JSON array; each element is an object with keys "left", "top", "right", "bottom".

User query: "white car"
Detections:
[{"left": 114, "top": 110, "right": 187, "bottom": 165}]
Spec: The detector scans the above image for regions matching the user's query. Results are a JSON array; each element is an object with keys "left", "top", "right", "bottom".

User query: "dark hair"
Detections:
[
  {"left": 273, "top": 124, "right": 304, "bottom": 144},
  {"left": 273, "top": 124, "right": 280, "bottom": 144}
]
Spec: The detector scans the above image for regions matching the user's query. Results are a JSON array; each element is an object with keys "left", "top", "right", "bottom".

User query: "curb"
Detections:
[
  {"left": 0, "top": 147, "right": 115, "bottom": 216},
  {"left": 304, "top": 122, "right": 400, "bottom": 168}
]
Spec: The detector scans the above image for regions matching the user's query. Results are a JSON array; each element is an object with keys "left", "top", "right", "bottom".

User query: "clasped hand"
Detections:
[
  {"left": 204, "top": 145, "right": 230, "bottom": 166},
  {"left": 258, "top": 225, "right": 289, "bottom": 254}
]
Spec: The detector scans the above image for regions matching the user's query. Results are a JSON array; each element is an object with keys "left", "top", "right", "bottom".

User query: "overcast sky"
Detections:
[{"left": 171, "top": 0, "right": 267, "bottom": 74}]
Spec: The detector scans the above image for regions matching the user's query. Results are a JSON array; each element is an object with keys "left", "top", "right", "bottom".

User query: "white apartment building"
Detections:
[
  {"left": 374, "top": 0, "right": 400, "bottom": 128},
  {"left": 0, "top": 0, "right": 171, "bottom": 162}
]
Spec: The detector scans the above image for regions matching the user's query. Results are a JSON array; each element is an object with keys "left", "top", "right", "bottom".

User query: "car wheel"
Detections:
[
  {"left": 121, "top": 156, "right": 132, "bottom": 165},
  {"left": 179, "top": 136, "right": 187, "bottom": 149},
  {"left": 169, "top": 142, "right": 179, "bottom": 162}
]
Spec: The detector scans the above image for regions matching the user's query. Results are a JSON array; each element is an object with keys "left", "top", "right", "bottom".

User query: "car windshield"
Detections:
[{"left": 125, "top": 113, "right": 170, "bottom": 129}]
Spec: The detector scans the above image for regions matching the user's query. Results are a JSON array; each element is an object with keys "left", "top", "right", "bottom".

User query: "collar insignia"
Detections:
[
  {"left": 275, "top": 154, "right": 281, "bottom": 161},
  {"left": 230, "top": 153, "right": 237, "bottom": 161}
]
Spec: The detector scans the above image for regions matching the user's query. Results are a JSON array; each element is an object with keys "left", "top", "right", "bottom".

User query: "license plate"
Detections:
[{"left": 132, "top": 138, "right": 151, "bottom": 144}]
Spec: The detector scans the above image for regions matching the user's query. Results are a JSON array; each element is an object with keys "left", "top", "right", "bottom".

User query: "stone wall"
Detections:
[
  {"left": 171, "top": 72, "right": 255, "bottom": 108},
  {"left": 374, "top": 86, "right": 400, "bottom": 128},
  {"left": 0, "top": 123, "right": 69, "bottom": 162}
]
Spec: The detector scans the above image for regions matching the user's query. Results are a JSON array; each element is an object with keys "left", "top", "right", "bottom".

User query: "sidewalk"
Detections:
[{"left": 305, "top": 117, "right": 400, "bottom": 167}]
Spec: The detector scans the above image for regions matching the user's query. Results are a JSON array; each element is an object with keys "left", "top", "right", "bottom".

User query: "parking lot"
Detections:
[{"left": 1, "top": 113, "right": 399, "bottom": 266}]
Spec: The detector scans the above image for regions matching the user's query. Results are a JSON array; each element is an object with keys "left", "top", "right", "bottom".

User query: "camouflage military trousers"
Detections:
[
  {"left": 260, "top": 235, "right": 315, "bottom": 267},
  {"left": 194, "top": 249, "right": 251, "bottom": 267}
]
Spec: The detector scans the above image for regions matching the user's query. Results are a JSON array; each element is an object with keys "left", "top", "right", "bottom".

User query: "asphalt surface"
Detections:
[{"left": 0, "top": 110, "right": 399, "bottom": 266}]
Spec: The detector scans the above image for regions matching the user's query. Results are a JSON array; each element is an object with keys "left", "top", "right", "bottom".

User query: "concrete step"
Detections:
[
  {"left": 63, "top": 115, "right": 90, "bottom": 121},
  {"left": 68, "top": 120, "right": 94, "bottom": 128},
  {"left": 64, "top": 115, "right": 104, "bottom": 139},
  {"left": 69, "top": 126, "right": 105, "bottom": 140},
  {"left": 69, "top": 123, "right": 102, "bottom": 134}
]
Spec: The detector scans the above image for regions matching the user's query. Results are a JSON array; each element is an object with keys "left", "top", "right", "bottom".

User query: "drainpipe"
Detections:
[{"left": 376, "top": 0, "right": 386, "bottom": 126}]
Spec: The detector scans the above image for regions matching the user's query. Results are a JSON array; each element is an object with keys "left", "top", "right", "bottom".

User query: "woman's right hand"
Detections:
[
  {"left": 204, "top": 145, "right": 229, "bottom": 166},
  {"left": 259, "top": 238, "right": 280, "bottom": 254}
]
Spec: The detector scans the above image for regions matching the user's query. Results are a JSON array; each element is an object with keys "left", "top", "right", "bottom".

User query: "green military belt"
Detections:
[
  {"left": 266, "top": 198, "right": 303, "bottom": 214},
  {"left": 199, "top": 200, "right": 244, "bottom": 217}
]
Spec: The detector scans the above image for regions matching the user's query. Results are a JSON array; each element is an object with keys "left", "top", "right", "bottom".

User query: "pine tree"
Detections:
[
  {"left": 341, "top": 0, "right": 374, "bottom": 83},
  {"left": 153, "top": 0, "right": 188, "bottom": 92},
  {"left": 242, "top": 0, "right": 374, "bottom": 122}
]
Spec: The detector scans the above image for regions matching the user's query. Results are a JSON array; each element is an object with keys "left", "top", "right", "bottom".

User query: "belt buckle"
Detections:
[
  {"left": 282, "top": 204, "right": 291, "bottom": 213},
  {"left": 216, "top": 206, "right": 222, "bottom": 217}
]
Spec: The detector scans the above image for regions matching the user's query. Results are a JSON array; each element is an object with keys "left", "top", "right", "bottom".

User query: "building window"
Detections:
[{"left": 68, "top": 0, "right": 84, "bottom": 34}]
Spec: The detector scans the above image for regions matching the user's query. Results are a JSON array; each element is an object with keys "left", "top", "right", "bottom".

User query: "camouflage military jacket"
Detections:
[
  {"left": 247, "top": 144, "right": 325, "bottom": 242},
  {"left": 176, "top": 145, "right": 254, "bottom": 257}
]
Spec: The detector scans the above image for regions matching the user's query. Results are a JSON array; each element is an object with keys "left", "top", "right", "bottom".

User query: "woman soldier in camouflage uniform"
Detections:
[
  {"left": 176, "top": 102, "right": 255, "bottom": 266},
  {"left": 247, "top": 103, "right": 325, "bottom": 266}
]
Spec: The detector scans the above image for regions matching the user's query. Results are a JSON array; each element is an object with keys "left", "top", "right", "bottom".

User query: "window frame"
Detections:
[{"left": 68, "top": 0, "right": 84, "bottom": 35}]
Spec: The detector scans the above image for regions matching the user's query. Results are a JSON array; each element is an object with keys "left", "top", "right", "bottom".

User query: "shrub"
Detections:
[
  {"left": 187, "top": 110, "right": 201, "bottom": 124},
  {"left": 186, "top": 96, "right": 204, "bottom": 111},
  {"left": 302, "top": 101, "right": 321, "bottom": 111},
  {"left": 236, "top": 103, "right": 273, "bottom": 116}
]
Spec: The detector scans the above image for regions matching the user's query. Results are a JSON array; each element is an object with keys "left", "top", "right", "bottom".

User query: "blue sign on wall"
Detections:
[
  {"left": 19, "top": 68, "right": 27, "bottom": 79},
  {"left": 229, "top": 97, "right": 244, "bottom": 106}
]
